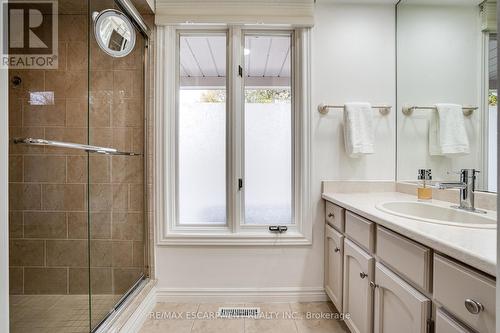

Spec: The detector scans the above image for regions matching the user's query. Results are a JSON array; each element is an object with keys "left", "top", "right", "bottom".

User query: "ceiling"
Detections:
[{"left": 180, "top": 35, "right": 291, "bottom": 87}]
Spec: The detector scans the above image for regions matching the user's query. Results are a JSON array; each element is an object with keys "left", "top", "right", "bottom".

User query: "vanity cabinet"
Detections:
[
  {"left": 343, "top": 239, "right": 375, "bottom": 333},
  {"left": 433, "top": 254, "right": 495, "bottom": 333},
  {"left": 435, "top": 309, "right": 474, "bottom": 333},
  {"left": 324, "top": 199, "right": 496, "bottom": 333},
  {"left": 373, "top": 262, "right": 431, "bottom": 333},
  {"left": 325, "top": 224, "right": 344, "bottom": 312}
]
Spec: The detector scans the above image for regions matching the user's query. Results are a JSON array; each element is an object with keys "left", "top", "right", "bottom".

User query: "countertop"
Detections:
[{"left": 322, "top": 191, "right": 497, "bottom": 277}]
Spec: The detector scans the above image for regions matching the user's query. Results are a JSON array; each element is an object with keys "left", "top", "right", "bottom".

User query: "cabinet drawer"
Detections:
[
  {"left": 325, "top": 224, "right": 344, "bottom": 312},
  {"left": 345, "top": 211, "right": 374, "bottom": 252},
  {"left": 376, "top": 226, "right": 432, "bottom": 292},
  {"left": 433, "top": 254, "right": 495, "bottom": 333},
  {"left": 436, "top": 308, "right": 473, "bottom": 333},
  {"left": 325, "top": 201, "right": 344, "bottom": 232}
]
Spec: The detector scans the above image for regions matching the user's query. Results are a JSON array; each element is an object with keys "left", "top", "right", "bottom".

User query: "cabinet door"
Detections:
[
  {"left": 343, "top": 238, "right": 375, "bottom": 333},
  {"left": 374, "top": 263, "right": 431, "bottom": 333},
  {"left": 436, "top": 308, "right": 474, "bottom": 333},
  {"left": 325, "top": 224, "right": 344, "bottom": 311}
]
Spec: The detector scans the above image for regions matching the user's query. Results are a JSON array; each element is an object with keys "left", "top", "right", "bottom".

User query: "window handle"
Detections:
[{"left": 238, "top": 178, "right": 243, "bottom": 191}]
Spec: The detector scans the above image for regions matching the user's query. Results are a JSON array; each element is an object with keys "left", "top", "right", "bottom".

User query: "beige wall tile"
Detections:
[
  {"left": 69, "top": 267, "right": 113, "bottom": 294},
  {"left": 9, "top": 98, "right": 22, "bottom": 126},
  {"left": 90, "top": 97, "right": 112, "bottom": 127},
  {"left": 112, "top": 241, "right": 133, "bottom": 267},
  {"left": 9, "top": 212, "right": 23, "bottom": 238},
  {"left": 44, "top": 71, "right": 67, "bottom": 99},
  {"left": 112, "top": 99, "right": 142, "bottom": 127},
  {"left": 113, "top": 268, "right": 142, "bottom": 294},
  {"left": 66, "top": 98, "right": 87, "bottom": 127},
  {"left": 68, "top": 212, "right": 112, "bottom": 239},
  {"left": 24, "top": 156, "right": 66, "bottom": 183},
  {"left": 113, "top": 184, "right": 129, "bottom": 210},
  {"left": 9, "top": 183, "right": 41, "bottom": 210},
  {"left": 90, "top": 240, "right": 112, "bottom": 267},
  {"left": 112, "top": 156, "right": 143, "bottom": 184},
  {"left": 90, "top": 38, "right": 114, "bottom": 70},
  {"left": 132, "top": 241, "right": 144, "bottom": 268},
  {"left": 23, "top": 99, "right": 66, "bottom": 126},
  {"left": 24, "top": 212, "right": 67, "bottom": 239},
  {"left": 42, "top": 184, "right": 86, "bottom": 211},
  {"left": 129, "top": 184, "right": 144, "bottom": 211},
  {"left": 24, "top": 268, "right": 68, "bottom": 294},
  {"left": 113, "top": 71, "right": 134, "bottom": 98},
  {"left": 66, "top": 71, "right": 88, "bottom": 98},
  {"left": 9, "top": 155, "right": 23, "bottom": 182},
  {"left": 9, "top": 70, "right": 45, "bottom": 100},
  {"left": 89, "top": 184, "right": 112, "bottom": 212},
  {"left": 58, "top": 15, "right": 87, "bottom": 42},
  {"left": 59, "top": 0, "right": 88, "bottom": 16},
  {"left": 112, "top": 213, "right": 143, "bottom": 241},
  {"left": 90, "top": 156, "right": 111, "bottom": 183},
  {"left": 9, "top": 240, "right": 45, "bottom": 266},
  {"left": 112, "top": 128, "right": 133, "bottom": 152},
  {"left": 67, "top": 42, "right": 87, "bottom": 71},
  {"left": 67, "top": 156, "right": 87, "bottom": 183},
  {"left": 47, "top": 240, "right": 88, "bottom": 267},
  {"left": 9, "top": 268, "right": 23, "bottom": 294},
  {"left": 91, "top": 71, "right": 113, "bottom": 94}
]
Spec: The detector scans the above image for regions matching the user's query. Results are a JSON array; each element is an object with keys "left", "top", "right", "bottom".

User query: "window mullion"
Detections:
[{"left": 228, "top": 26, "right": 243, "bottom": 234}]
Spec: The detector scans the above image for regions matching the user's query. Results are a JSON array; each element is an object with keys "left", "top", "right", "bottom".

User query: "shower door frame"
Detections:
[{"left": 89, "top": 0, "right": 152, "bottom": 330}]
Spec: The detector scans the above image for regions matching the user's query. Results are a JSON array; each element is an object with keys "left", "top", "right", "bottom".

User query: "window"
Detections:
[
  {"left": 243, "top": 33, "right": 292, "bottom": 225},
  {"left": 158, "top": 26, "right": 311, "bottom": 245},
  {"left": 178, "top": 34, "right": 227, "bottom": 225}
]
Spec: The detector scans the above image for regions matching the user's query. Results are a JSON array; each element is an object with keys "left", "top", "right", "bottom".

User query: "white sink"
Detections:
[{"left": 376, "top": 201, "right": 496, "bottom": 229}]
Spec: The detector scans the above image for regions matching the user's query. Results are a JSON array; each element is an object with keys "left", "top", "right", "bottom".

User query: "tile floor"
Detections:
[
  {"left": 139, "top": 302, "right": 350, "bottom": 333},
  {"left": 9, "top": 294, "right": 121, "bottom": 333}
]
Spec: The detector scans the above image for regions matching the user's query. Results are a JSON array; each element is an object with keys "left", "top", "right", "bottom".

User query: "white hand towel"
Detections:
[
  {"left": 429, "top": 103, "right": 470, "bottom": 156},
  {"left": 343, "top": 102, "right": 375, "bottom": 158}
]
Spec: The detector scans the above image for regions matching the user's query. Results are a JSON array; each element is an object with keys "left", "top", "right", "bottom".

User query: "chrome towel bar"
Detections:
[
  {"left": 402, "top": 105, "right": 477, "bottom": 116},
  {"left": 318, "top": 103, "right": 392, "bottom": 115},
  {"left": 13, "top": 138, "right": 142, "bottom": 156}
]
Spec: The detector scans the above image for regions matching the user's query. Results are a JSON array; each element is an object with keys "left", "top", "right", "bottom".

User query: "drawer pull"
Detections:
[
  {"left": 464, "top": 299, "right": 484, "bottom": 314},
  {"left": 328, "top": 213, "right": 335, "bottom": 218},
  {"left": 334, "top": 247, "right": 340, "bottom": 253},
  {"left": 360, "top": 272, "right": 368, "bottom": 279}
]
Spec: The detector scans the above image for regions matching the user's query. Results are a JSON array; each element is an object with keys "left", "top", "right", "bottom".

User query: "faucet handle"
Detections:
[{"left": 460, "top": 169, "right": 480, "bottom": 178}]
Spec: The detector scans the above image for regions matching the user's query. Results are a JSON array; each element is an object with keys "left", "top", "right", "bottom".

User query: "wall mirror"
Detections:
[
  {"left": 93, "top": 9, "right": 136, "bottom": 58},
  {"left": 396, "top": 0, "right": 497, "bottom": 192}
]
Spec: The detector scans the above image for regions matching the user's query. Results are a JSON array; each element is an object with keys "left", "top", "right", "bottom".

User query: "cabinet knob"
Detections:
[
  {"left": 369, "top": 281, "right": 378, "bottom": 289},
  {"left": 334, "top": 247, "right": 340, "bottom": 253},
  {"left": 464, "top": 299, "right": 484, "bottom": 314},
  {"left": 328, "top": 213, "right": 335, "bottom": 218},
  {"left": 360, "top": 272, "right": 368, "bottom": 279}
]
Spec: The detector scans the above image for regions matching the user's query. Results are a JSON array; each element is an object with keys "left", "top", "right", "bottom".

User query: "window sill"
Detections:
[{"left": 157, "top": 231, "right": 312, "bottom": 246}]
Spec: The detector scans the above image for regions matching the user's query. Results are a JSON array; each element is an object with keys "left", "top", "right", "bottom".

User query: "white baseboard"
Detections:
[
  {"left": 155, "top": 287, "right": 327, "bottom": 303},
  {"left": 119, "top": 285, "right": 157, "bottom": 333}
]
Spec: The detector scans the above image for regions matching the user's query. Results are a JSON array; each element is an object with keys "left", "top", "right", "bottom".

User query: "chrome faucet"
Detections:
[{"left": 434, "top": 169, "right": 485, "bottom": 213}]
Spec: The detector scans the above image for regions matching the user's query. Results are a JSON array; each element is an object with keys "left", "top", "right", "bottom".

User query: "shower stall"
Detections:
[{"left": 7, "top": 0, "right": 152, "bottom": 331}]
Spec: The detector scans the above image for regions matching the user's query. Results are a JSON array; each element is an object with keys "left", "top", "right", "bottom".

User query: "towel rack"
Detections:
[
  {"left": 318, "top": 103, "right": 392, "bottom": 115},
  {"left": 402, "top": 105, "right": 477, "bottom": 117}
]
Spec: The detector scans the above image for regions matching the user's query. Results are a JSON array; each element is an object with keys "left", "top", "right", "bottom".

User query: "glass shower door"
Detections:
[{"left": 88, "top": 0, "right": 146, "bottom": 328}]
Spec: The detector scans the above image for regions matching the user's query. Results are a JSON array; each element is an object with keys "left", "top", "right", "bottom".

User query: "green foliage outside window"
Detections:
[
  {"left": 199, "top": 89, "right": 291, "bottom": 103},
  {"left": 489, "top": 90, "right": 497, "bottom": 106}
]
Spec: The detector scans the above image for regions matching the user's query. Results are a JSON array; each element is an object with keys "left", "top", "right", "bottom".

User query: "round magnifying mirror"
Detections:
[{"left": 93, "top": 9, "right": 136, "bottom": 58}]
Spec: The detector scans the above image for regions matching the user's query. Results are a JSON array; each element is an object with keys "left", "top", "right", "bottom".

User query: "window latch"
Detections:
[
  {"left": 269, "top": 226, "right": 288, "bottom": 233},
  {"left": 238, "top": 178, "right": 243, "bottom": 191},
  {"left": 238, "top": 65, "right": 243, "bottom": 77}
]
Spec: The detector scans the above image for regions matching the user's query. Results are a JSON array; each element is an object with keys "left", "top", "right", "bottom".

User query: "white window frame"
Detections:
[{"left": 155, "top": 25, "right": 312, "bottom": 246}]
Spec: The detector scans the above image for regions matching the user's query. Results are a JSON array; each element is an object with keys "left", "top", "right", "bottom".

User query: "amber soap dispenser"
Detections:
[{"left": 417, "top": 169, "right": 432, "bottom": 201}]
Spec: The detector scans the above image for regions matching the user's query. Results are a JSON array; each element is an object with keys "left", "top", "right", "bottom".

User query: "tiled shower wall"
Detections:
[{"left": 8, "top": 1, "right": 148, "bottom": 296}]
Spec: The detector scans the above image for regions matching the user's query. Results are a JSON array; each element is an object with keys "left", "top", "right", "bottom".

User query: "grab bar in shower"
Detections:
[{"left": 13, "top": 138, "right": 142, "bottom": 156}]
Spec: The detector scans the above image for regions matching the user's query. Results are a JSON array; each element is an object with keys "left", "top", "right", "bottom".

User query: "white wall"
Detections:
[
  {"left": 396, "top": 4, "right": 482, "bottom": 183},
  {"left": 154, "top": 2, "right": 396, "bottom": 294}
]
